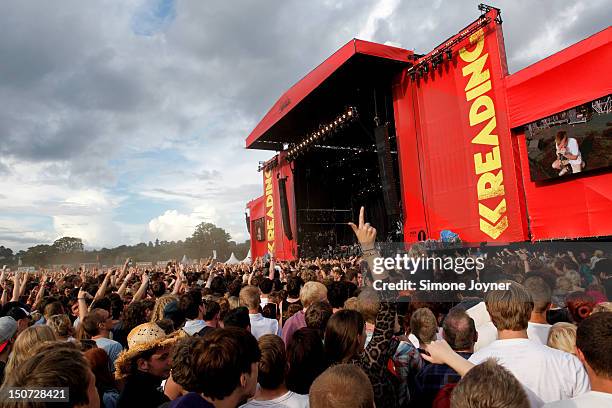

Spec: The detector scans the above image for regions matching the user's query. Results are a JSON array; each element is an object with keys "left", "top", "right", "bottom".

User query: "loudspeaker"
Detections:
[
  {"left": 245, "top": 213, "right": 250, "bottom": 233},
  {"left": 374, "top": 124, "right": 400, "bottom": 216},
  {"left": 278, "top": 177, "right": 294, "bottom": 240}
]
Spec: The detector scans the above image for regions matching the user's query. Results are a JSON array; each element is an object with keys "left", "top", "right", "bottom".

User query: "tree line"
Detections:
[{"left": 0, "top": 222, "right": 250, "bottom": 268}]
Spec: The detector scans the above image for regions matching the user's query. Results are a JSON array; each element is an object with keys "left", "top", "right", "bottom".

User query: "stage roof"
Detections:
[
  {"left": 506, "top": 26, "right": 611, "bottom": 128},
  {"left": 245, "top": 39, "right": 412, "bottom": 150}
]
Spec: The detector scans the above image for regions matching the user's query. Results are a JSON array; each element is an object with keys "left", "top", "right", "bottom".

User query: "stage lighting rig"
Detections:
[
  {"left": 286, "top": 106, "right": 358, "bottom": 161},
  {"left": 404, "top": 4, "right": 499, "bottom": 81}
]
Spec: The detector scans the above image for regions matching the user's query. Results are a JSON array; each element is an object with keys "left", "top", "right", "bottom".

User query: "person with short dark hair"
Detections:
[
  {"left": 415, "top": 309, "right": 477, "bottom": 407},
  {"left": 283, "top": 277, "right": 302, "bottom": 317},
  {"left": 305, "top": 301, "right": 333, "bottom": 340},
  {"left": 165, "top": 336, "right": 214, "bottom": 408},
  {"left": 151, "top": 281, "right": 167, "bottom": 298},
  {"left": 544, "top": 312, "right": 612, "bottom": 407},
  {"left": 223, "top": 306, "right": 251, "bottom": 331},
  {"left": 524, "top": 276, "right": 553, "bottom": 344},
  {"left": 242, "top": 334, "right": 308, "bottom": 407},
  {"left": 326, "top": 281, "right": 349, "bottom": 312},
  {"left": 179, "top": 290, "right": 206, "bottom": 336},
  {"left": 197, "top": 328, "right": 261, "bottom": 407},
  {"left": 195, "top": 300, "right": 221, "bottom": 337},
  {"left": 259, "top": 278, "right": 273, "bottom": 307}
]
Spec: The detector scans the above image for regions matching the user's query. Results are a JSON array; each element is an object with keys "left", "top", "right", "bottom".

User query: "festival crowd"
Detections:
[{"left": 0, "top": 207, "right": 610, "bottom": 408}]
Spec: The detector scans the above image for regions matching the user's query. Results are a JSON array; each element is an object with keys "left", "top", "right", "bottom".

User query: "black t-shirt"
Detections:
[{"left": 118, "top": 371, "right": 169, "bottom": 408}]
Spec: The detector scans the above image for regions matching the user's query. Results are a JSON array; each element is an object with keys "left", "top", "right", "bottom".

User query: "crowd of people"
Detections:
[{"left": 0, "top": 207, "right": 610, "bottom": 408}]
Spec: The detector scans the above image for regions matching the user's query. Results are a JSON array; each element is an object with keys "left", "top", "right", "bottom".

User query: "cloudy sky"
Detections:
[{"left": 0, "top": 0, "right": 609, "bottom": 251}]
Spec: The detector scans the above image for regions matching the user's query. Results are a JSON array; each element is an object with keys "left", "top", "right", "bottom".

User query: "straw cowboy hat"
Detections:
[{"left": 114, "top": 322, "right": 181, "bottom": 379}]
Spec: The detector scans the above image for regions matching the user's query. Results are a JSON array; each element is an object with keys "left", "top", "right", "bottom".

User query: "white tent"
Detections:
[
  {"left": 180, "top": 254, "right": 191, "bottom": 265},
  {"left": 225, "top": 252, "right": 240, "bottom": 265},
  {"left": 241, "top": 249, "right": 251, "bottom": 264}
]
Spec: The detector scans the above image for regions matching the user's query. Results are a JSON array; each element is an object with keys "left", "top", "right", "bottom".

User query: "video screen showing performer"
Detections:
[{"left": 526, "top": 94, "right": 611, "bottom": 181}]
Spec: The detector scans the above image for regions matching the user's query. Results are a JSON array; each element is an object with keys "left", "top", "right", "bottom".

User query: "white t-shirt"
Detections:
[
  {"left": 466, "top": 302, "right": 498, "bottom": 351},
  {"left": 249, "top": 313, "right": 280, "bottom": 340},
  {"left": 527, "top": 322, "right": 552, "bottom": 345},
  {"left": 469, "top": 338, "right": 589, "bottom": 403},
  {"left": 556, "top": 138, "right": 582, "bottom": 165},
  {"left": 543, "top": 391, "right": 612, "bottom": 408},
  {"left": 240, "top": 391, "right": 309, "bottom": 408}
]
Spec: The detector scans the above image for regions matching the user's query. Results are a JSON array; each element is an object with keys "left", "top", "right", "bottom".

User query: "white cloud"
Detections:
[
  {"left": 358, "top": 0, "right": 401, "bottom": 40},
  {"left": 147, "top": 209, "right": 203, "bottom": 242},
  {"left": 0, "top": 0, "right": 608, "bottom": 253}
]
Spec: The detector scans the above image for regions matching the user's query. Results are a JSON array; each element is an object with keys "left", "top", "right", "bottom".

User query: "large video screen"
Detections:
[{"left": 525, "top": 94, "right": 611, "bottom": 181}]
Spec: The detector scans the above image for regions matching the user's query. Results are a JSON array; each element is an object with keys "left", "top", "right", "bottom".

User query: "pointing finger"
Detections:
[{"left": 359, "top": 206, "right": 365, "bottom": 228}]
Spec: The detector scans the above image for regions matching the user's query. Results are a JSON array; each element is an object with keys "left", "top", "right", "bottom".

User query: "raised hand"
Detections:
[{"left": 348, "top": 206, "right": 376, "bottom": 250}]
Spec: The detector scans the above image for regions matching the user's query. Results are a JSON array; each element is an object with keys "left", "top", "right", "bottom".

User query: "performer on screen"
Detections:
[{"left": 552, "top": 131, "right": 583, "bottom": 176}]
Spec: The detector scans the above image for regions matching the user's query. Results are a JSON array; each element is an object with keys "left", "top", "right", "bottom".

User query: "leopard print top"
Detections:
[{"left": 348, "top": 290, "right": 400, "bottom": 408}]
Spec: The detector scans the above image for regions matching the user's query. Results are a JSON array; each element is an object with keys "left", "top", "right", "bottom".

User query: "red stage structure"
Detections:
[{"left": 246, "top": 5, "right": 612, "bottom": 260}]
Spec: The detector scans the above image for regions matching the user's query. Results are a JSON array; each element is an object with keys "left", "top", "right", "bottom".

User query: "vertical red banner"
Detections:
[
  {"left": 396, "top": 11, "right": 528, "bottom": 242},
  {"left": 262, "top": 154, "right": 297, "bottom": 260}
]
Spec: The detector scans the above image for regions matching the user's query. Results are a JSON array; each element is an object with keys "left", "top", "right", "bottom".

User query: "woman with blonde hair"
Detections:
[
  {"left": 150, "top": 294, "right": 178, "bottom": 323},
  {"left": 547, "top": 322, "right": 577, "bottom": 355},
  {"left": 46, "top": 314, "right": 75, "bottom": 341},
  {"left": 3, "top": 325, "right": 57, "bottom": 382}
]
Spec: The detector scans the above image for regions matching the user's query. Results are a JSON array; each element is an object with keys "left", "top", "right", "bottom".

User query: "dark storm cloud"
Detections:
[{"left": 2, "top": 0, "right": 607, "bottom": 172}]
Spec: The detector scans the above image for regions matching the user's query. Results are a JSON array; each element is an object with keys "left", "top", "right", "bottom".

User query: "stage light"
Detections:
[
  {"left": 445, "top": 49, "right": 453, "bottom": 61},
  {"left": 422, "top": 62, "right": 429, "bottom": 73}
]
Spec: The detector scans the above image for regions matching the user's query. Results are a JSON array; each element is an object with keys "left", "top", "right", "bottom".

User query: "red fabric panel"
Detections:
[
  {"left": 399, "top": 12, "right": 528, "bottom": 242},
  {"left": 515, "top": 130, "right": 612, "bottom": 240},
  {"left": 393, "top": 69, "right": 428, "bottom": 242},
  {"left": 246, "top": 40, "right": 411, "bottom": 148},
  {"left": 273, "top": 153, "right": 298, "bottom": 260},
  {"left": 247, "top": 196, "right": 267, "bottom": 259},
  {"left": 506, "top": 27, "right": 612, "bottom": 127},
  {"left": 261, "top": 154, "right": 297, "bottom": 261}
]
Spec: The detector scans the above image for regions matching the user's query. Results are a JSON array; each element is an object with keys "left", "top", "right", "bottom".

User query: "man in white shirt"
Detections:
[
  {"left": 240, "top": 334, "right": 308, "bottom": 408},
  {"left": 525, "top": 276, "right": 553, "bottom": 344},
  {"left": 544, "top": 312, "right": 612, "bottom": 407},
  {"left": 469, "top": 282, "right": 590, "bottom": 403},
  {"left": 240, "top": 285, "right": 279, "bottom": 340},
  {"left": 552, "top": 131, "right": 583, "bottom": 176},
  {"left": 179, "top": 290, "right": 206, "bottom": 336}
]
